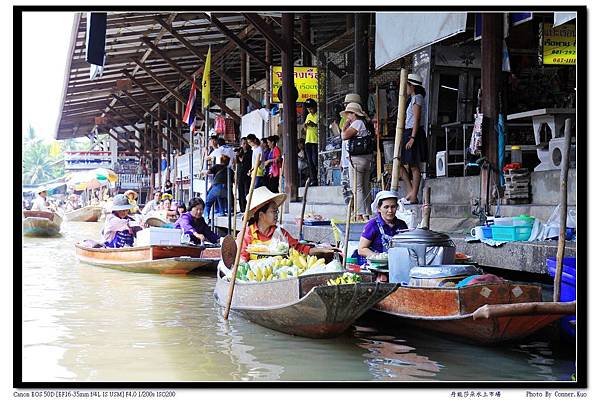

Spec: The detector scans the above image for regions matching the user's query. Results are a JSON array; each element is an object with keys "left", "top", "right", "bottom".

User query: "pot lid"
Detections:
[
  {"left": 409, "top": 265, "right": 481, "bottom": 279},
  {"left": 391, "top": 228, "right": 453, "bottom": 246}
]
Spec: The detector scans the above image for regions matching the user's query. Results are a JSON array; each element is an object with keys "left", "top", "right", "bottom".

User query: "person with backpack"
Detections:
[{"left": 341, "top": 102, "right": 374, "bottom": 216}]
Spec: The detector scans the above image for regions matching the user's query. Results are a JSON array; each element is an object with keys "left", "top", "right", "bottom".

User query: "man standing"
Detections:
[{"left": 303, "top": 98, "right": 319, "bottom": 186}]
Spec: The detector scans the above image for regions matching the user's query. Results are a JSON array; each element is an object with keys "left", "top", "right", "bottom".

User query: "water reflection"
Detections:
[{"left": 21, "top": 221, "right": 575, "bottom": 382}]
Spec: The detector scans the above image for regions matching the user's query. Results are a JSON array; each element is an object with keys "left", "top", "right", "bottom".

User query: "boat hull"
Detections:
[
  {"left": 23, "top": 211, "right": 62, "bottom": 237},
  {"left": 372, "top": 283, "right": 567, "bottom": 344},
  {"left": 215, "top": 270, "right": 398, "bottom": 338},
  {"left": 75, "top": 243, "right": 220, "bottom": 274},
  {"left": 64, "top": 206, "right": 103, "bottom": 222}
]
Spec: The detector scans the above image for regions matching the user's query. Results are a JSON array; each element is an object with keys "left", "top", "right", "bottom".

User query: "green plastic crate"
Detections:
[{"left": 491, "top": 225, "right": 532, "bottom": 241}]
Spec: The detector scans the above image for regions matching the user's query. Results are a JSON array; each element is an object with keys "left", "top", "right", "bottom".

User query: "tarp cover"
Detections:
[{"left": 375, "top": 12, "right": 467, "bottom": 69}]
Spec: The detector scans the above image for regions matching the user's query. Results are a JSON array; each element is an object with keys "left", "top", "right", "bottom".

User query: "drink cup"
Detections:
[{"left": 470, "top": 226, "right": 485, "bottom": 240}]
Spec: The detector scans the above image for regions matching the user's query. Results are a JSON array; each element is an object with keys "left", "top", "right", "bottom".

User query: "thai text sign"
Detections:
[
  {"left": 543, "top": 23, "right": 576, "bottom": 65},
  {"left": 271, "top": 66, "right": 319, "bottom": 103}
]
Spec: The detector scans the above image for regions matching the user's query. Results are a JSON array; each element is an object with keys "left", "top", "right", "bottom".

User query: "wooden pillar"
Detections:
[
  {"left": 301, "top": 14, "right": 311, "bottom": 66},
  {"left": 265, "top": 35, "right": 273, "bottom": 107},
  {"left": 148, "top": 115, "right": 155, "bottom": 197},
  {"left": 354, "top": 13, "right": 369, "bottom": 108},
  {"left": 240, "top": 51, "right": 247, "bottom": 116},
  {"left": 480, "top": 13, "right": 503, "bottom": 212},
  {"left": 282, "top": 13, "right": 299, "bottom": 201},
  {"left": 157, "top": 104, "right": 162, "bottom": 189}
]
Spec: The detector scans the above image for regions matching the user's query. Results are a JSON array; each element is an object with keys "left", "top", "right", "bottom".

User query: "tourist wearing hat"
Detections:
[
  {"left": 356, "top": 191, "right": 408, "bottom": 263},
  {"left": 65, "top": 193, "right": 80, "bottom": 212},
  {"left": 31, "top": 186, "right": 55, "bottom": 212},
  {"left": 399, "top": 73, "right": 428, "bottom": 205},
  {"left": 174, "top": 197, "right": 220, "bottom": 245},
  {"left": 123, "top": 190, "right": 140, "bottom": 213},
  {"left": 303, "top": 98, "right": 319, "bottom": 186},
  {"left": 237, "top": 187, "right": 336, "bottom": 262},
  {"left": 337, "top": 93, "right": 362, "bottom": 205},
  {"left": 102, "top": 194, "right": 142, "bottom": 248},
  {"left": 341, "top": 102, "right": 373, "bottom": 216}
]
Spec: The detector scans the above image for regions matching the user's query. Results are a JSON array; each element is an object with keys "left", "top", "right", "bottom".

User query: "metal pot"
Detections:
[
  {"left": 408, "top": 265, "right": 482, "bottom": 287},
  {"left": 387, "top": 228, "right": 456, "bottom": 284}
]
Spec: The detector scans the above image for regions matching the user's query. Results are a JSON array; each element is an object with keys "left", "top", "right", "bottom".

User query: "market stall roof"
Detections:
[{"left": 54, "top": 11, "right": 349, "bottom": 141}]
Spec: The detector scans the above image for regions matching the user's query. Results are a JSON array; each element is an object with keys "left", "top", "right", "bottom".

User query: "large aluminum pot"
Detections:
[{"left": 387, "top": 228, "right": 456, "bottom": 284}]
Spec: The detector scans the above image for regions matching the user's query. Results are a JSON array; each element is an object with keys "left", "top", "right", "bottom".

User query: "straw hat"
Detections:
[
  {"left": 123, "top": 190, "right": 138, "bottom": 199},
  {"left": 344, "top": 93, "right": 361, "bottom": 104},
  {"left": 371, "top": 190, "right": 400, "bottom": 214},
  {"left": 247, "top": 187, "right": 287, "bottom": 214},
  {"left": 37, "top": 186, "right": 48, "bottom": 194},
  {"left": 339, "top": 102, "right": 366, "bottom": 118},
  {"left": 407, "top": 73, "right": 423, "bottom": 87},
  {"left": 111, "top": 194, "right": 133, "bottom": 211}
]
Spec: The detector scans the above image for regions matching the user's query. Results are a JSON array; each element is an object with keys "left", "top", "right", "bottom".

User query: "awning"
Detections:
[
  {"left": 554, "top": 12, "right": 576, "bottom": 27},
  {"left": 375, "top": 12, "right": 467, "bottom": 70}
]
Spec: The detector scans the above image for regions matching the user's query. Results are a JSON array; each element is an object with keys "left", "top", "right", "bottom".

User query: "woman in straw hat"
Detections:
[
  {"left": 341, "top": 102, "right": 373, "bottom": 216},
  {"left": 123, "top": 190, "right": 140, "bottom": 214},
  {"left": 238, "top": 187, "right": 336, "bottom": 262},
  {"left": 399, "top": 73, "right": 428, "bottom": 205},
  {"left": 102, "top": 194, "right": 142, "bottom": 248}
]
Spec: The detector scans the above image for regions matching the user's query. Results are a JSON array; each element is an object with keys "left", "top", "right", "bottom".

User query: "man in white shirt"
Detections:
[
  {"left": 31, "top": 187, "right": 54, "bottom": 212},
  {"left": 141, "top": 191, "right": 162, "bottom": 215}
]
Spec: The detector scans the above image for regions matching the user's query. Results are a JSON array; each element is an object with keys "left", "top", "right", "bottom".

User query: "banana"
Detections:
[{"left": 256, "top": 267, "right": 263, "bottom": 281}]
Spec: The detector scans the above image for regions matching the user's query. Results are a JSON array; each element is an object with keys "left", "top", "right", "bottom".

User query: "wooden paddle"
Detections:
[
  {"left": 298, "top": 177, "right": 311, "bottom": 241},
  {"left": 472, "top": 301, "right": 576, "bottom": 320},
  {"left": 221, "top": 235, "right": 237, "bottom": 268},
  {"left": 223, "top": 154, "right": 262, "bottom": 320},
  {"left": 233, "top": 163, "right": 238, "bottom": 236},
  {"left": 342, "top": 193, "right": 353, "bottom": 270}
]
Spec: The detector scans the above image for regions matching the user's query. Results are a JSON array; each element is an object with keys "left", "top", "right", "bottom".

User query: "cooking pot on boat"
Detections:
[
  {"left": 388, "top": 228, "right": 456, "bottom": 284},
  {"left": 408, "top": 265, "right": 481, "bottom": 287}
]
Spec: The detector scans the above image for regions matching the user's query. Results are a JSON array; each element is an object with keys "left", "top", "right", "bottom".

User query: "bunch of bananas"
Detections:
[
  {"left": 327, "top": 272, "right": 362, "bottom": 286},
  {"left": 237, "top": 251, "right": 329, "bottom": 283},
  {"left": 289, "top": 249, "right": 326, "bottom": 273}
]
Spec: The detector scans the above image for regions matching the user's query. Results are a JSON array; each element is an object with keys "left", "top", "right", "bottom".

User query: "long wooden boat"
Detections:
[
  {"left": 75, "top": 243, "right": 221, "bottom": 274},
  {"left": 64, "top": 205, "right": 103, "bottom": 222},
  {"left": 214, "top": 267, "right": 398, "bottom": 338},
  {"left": 23, "top": 210, "right": 62, "bottom": 237},
  {"left": 372, "top": 282, "right": 576, "bottom": 344}
]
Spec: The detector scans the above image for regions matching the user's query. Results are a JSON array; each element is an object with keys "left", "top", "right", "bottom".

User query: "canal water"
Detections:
[{"left": 21, "top": 221, "right": 576, "bottom": 382}]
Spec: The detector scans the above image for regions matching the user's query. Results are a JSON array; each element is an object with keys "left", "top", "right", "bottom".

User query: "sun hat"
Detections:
[
  {"left": 407, "top": 73, "right": 423, "bottom": 87},
  {"left": 339, "top": 102, "right": 366, "bottom": 118},
  {"left": 344, "top": 93, "right": 362, "bottom": 104},
  {"left": 371, "top": 190, "right": 400, "bottom": 214},
  {"left": 161, "top": 193, "right": 173, "bottom": 201},
  {"left": 123, "top": 190, "right": 138, "bottom": 199},
  {"left": 247, "top": 186, "right": 287, "bottom": 214},
  {"left": 111, "top": 194, "right": 133, "bottom": 211},
  {"left": 37, "top": 186, "right": 48, "bottom": 194}
]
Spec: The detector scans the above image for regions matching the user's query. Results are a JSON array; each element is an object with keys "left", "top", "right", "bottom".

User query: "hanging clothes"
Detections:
[{"left": 214, "top": 115, "right": 226, "bottom": 134}]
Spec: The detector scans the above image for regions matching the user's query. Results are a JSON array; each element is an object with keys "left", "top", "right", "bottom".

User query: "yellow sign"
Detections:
[
  {"left": 543, "top": 23, "right": 576, "bottom": 65},
  {"left": 271, "top": 66, "right": 319, "bottom": 103}
]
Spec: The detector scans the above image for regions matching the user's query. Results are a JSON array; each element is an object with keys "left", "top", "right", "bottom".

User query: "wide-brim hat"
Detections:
[
  {"left": 407, "top": 73, "right": 423, "bottom": 87},
  {"left": 344, "top": 93, "right": 361, "bottom": 104},
  {"left": 161, "top": 193, "right": 173, "bottom": 201},
  {"left": 37, "top": 186, "right": 48, "bottom": 194},
  {"left": 340, "top": 102, "right": 366, "bottom": 118},
  {"left": 111, "top": 194, "right": 133, "bottom": 211},
  {"left": 371, "top": 190, "right": 400, "bottom": 214},
  {"left": 123, "top": 190, "right": 138, "bottom": 199},
  {"left": 247, "top": 186, "right": 287, "bottom": 214}
]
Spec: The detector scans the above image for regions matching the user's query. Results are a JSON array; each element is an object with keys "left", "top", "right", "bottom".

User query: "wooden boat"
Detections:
[
  {"left": 64, "top": 205, "right": 103, "bottom": 222},
  {"left": 75, "top": 243, "right": 221, "bottom": 274},
  {"left": 23, "top": 210, "right": 62, "bottom": 237},
  {"left": 214, "top": 268, "right": 398, "bottom": 338},
  {"left": 372, "top": 282, "right": 576, "bottom": 344}
]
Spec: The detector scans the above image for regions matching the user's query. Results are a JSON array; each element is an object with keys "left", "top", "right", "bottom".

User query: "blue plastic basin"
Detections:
[{"left": 547, "top": 257, "right": 576, "bottom": 338}]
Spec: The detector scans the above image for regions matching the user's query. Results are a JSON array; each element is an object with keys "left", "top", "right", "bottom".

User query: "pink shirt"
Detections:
[{"left": 269, "top": 146, "right": 282, "bottom": 177}]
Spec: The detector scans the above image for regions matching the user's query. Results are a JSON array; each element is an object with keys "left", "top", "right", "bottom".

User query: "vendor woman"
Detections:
[
  {"left": 239, "top": 187, "right": 335, "bottom": 262},
  {"left": 357, "top": 191, "right": 408, "bottom": 261},
  {"left": 102, "top": 194, "right": 142, "bottom": 248},
  {"left": 174, "top": 197, "right": 220, "bottom": 245}
]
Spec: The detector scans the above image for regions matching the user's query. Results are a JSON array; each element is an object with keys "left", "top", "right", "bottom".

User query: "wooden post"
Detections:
[
  {"left": 342, "top": 194, "right": 353, "bottom": 270},
  {"left": 281, "top": 13, "right": 299, "bottom": 202},
  {"left": 353, "top": 168, "right": 358, "bottom": 221},
  {"left": 553, "top": 118, "right": 573, "bottom": 302},
  {"left": 354, "top": 13, "right": 369, "bottom": 107},
  {"left": 223, "top": 154, "right": 262, "bottom": 320},
  {"left": 240, "top": 51, "right": 247, "bottom": 116},
  {"left": 233, "top": 163, "right": 238, "bottom": 236},
  {"left": 421, "top": 187, "right": 432, "bottom": 230},
  {"left": 375, "top": 84, "right": 382, "bottom": 185},
  {"left": 391, "top": 69, "right": 408, "bottom": 192}
]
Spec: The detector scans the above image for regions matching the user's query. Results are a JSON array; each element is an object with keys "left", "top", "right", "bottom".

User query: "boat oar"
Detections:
[
  {"left": 233, "top": 163, "right": 238, "bottom": 236},
  {"left": 472, "top": 301, "right": 576, "bottom": 320},
  {"left": 553, "top": 118, "right": 573, "bottom": 302},
  {"left": 298, "top": 177, "right": 311, "bottom": 241},
  {"left": 342, "top": 193, "right": 353, "bottom": 270},
  {"left": 223, "top": 154, "right": 261, "bottom": 320}
]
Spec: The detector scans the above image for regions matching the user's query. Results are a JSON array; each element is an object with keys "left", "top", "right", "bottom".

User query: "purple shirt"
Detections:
[
  {"left": 361, "top": 215, "right": 408, "bottom": 253},
  {"left": 174, "top": 212, "right": 220, "bottom": 244}
]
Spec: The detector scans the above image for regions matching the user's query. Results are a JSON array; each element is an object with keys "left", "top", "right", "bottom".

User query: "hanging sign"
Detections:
[
  {"left": 271, "top": 66, "right": 319, "bottom": 103},
  {"left": 542, "top": 23, "right": 576, "bottom": 65}
]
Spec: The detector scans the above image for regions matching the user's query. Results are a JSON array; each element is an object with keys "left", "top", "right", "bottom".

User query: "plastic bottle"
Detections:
[{"left": 511, "top": 146, "right": 522, "bottom": 164}]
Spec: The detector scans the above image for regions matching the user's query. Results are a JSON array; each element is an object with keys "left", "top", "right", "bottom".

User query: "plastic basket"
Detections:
[
  {"left": 491, "top": 225, "right": 532, "bottom": 241},
  {"left": 547, "top": 257, "right": 576, "bottom": 338},
  {"left": 481, "top": 226, "right": 493, "bottom": 239}
]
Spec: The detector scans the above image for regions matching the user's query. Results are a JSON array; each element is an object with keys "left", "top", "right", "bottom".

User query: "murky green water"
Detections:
[{"left": 21, "top": 221, "right": 576, "bottom": 382}]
